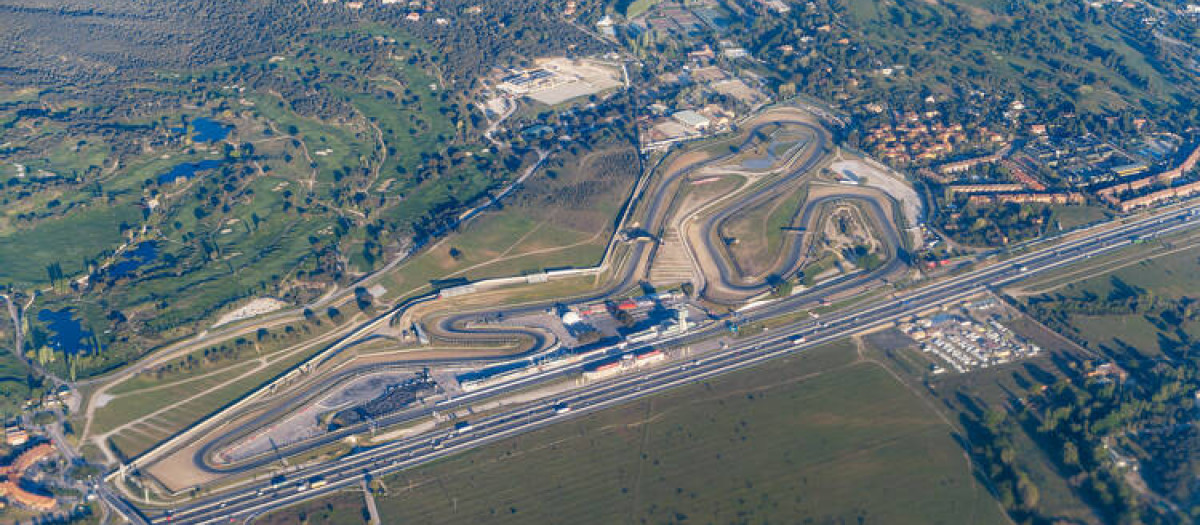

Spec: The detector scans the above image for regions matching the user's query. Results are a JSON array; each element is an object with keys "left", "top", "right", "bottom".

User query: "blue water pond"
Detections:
[
  {"left": 156, "top": 159, "right": 225, "bottom": 185},
  {"left": 37, "top": 308, "right": 97, "bottom": 356}
]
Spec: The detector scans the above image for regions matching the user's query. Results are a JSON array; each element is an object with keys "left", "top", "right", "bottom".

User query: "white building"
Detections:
[{"left": 672, "top": 110, "right": 711, "bottom": 131}]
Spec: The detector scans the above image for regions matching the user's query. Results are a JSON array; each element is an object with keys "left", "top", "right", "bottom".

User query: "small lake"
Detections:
[
  {"left": 157, "top": 159, "right": 225, "bottom": 185},
  {"left": 37, "top": 308, "right": 97, "bottom": 356},
  {"left": 179, "top": 117, "right": 232, "bottom": 143},
  {"left": 108, "top": 241, "right": 159, "bottom": 279}
]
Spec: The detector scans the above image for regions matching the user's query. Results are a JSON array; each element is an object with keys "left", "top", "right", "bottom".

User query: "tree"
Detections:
[
  {"left": 1017, "top": 474, "right": 1040, "bottom": 509},
  {"left": 37, "top": 346, "right": 55, "bottom": 366},
  {"left": 766, "top": 274, "right": 792, "bottom": 298},
  {"left": 354, "top": 287, "right": 373, "bottom": 311},
  {"left": 575, "top": 329, "right": 602, "bottom": 345},
  {"left": 614, "top": 309, "right": 636, "bottom": 329},
  {"left": 1063, "top": 441, "right": 1080, "bottom": 467}
]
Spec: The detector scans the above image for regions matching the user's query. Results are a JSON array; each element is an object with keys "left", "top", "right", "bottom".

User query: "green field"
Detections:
[
  {"left": 833, "top": 0, "right": 1185, "bottom": 114},
  {"left": 720, "top": 182, "right": 809, "bottom": 277},
  {"left": 0, "top": 345, "right": 38, "bottom": 417},
  {"left": 378, "top": 144, "right": 638, "bottom": 301},
  {"left": 258, "top": 341, "right": 1005, "bottom": 524},
  {"left": 379, "top": 209, "right": 604, "bottom": 300},
  {"left": 764, "top": 184, "right": 810, "bottom": 259},
  {"left": 623, "top": 0, "right": 663, "bottom": 18},
  {"left": 0, "top": 203, "right": 143, "bottom": 284},
  {"left": 1048, "top": 205, "right": 1114, "bottom": 232},
  {"left": 1018, "top": 237, "right": 1200, "bottom": 359}
]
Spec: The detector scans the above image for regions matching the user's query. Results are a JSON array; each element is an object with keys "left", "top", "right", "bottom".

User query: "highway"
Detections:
[{"left": 146, "top": 199, "right": 1200, "bottom": 524}]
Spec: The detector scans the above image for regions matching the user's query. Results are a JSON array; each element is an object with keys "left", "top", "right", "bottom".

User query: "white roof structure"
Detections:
[{"left": 672, "top": 110, "right": 711, "bottom": 130}]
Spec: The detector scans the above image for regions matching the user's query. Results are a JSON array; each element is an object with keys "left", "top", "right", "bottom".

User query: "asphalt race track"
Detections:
[{"left": 182, "top": 116, "right": 882, "bottom": 476}]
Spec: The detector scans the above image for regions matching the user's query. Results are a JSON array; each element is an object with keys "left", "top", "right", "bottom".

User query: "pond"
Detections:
[
  {"left": 177, "top": 117, "right": 232, "bottom": 143},
  {"left": 108, "top": 241, "right": 159, "bottom": 279},
  {"left": 157, "top": 159, "right": 225, "bottom": 185},
  {"left": 37, "top": 308, "right": 97, "bottom": 356}
]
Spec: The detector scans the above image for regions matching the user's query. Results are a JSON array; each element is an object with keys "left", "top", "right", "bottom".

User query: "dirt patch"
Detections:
[
  {"left": 213, "top": 297, "right": 289, "bottom": 328},
  {"left": 524, "top": 57, "right": 623, "bottom": 105},
  {"left": 817, "top": 203, "right": 883, "bottom": 266}
]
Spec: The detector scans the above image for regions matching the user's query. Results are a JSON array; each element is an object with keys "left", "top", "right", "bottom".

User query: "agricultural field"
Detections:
[{"left": 258, "top": 340, "right": 1006, "bottom": 524}]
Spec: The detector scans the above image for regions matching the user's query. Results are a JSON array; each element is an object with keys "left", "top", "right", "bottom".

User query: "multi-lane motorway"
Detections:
[{"left": 147, "top": 199, "right": 1200, "bottom": 524}]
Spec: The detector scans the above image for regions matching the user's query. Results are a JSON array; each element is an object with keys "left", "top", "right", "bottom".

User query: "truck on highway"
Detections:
[
  {"left": 554, "top": 403, "right": 572, "bottom": 414},
  {"left": 309, "top": 477, "right": 328, "bottom": 490},
  {"left": 453, "top": 421, "right": 474, "bottom": 434},
  {"left": 791, "top": 335, "right": 806, "bottom": 345}
]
